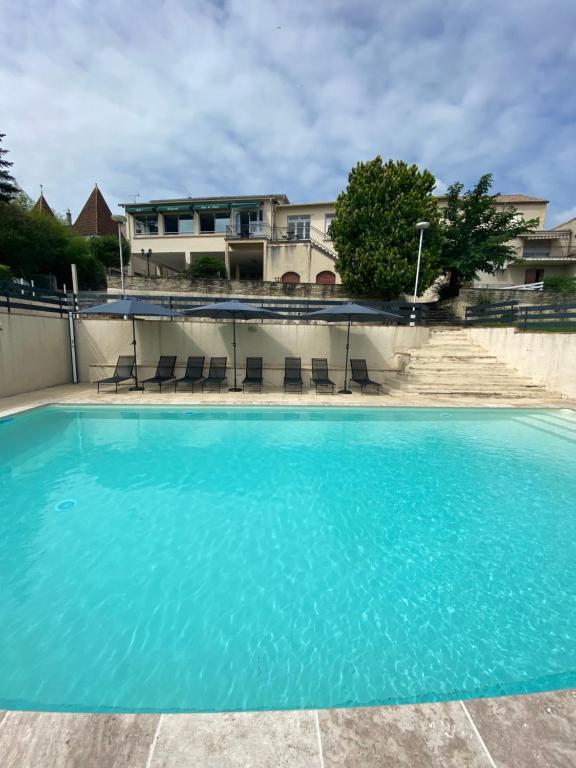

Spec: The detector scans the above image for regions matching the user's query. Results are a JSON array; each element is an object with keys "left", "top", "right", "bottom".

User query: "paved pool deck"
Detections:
[{"left": 1, "top": 385, "right": 575, "bottom": 767}]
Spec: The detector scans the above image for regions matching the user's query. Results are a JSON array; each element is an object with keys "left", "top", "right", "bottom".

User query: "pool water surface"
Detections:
[{"left": 0, "top": 405, "right": 575, "bottom": 712}]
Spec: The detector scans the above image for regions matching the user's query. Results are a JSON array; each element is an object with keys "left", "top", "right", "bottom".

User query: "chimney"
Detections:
[{"left": 65, "top": 209, "right": 72, "bottom": 226}]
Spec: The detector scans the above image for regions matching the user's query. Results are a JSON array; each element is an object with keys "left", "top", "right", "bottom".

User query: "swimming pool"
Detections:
[{"left": 1, "top": 405, "right": 575, "bottom": 713}]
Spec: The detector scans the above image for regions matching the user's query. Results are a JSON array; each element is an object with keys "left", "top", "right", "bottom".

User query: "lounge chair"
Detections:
[
  {"left": 96, "top": 355, "right": 135, "bottom": 394},
  {"left": 284, "top": 357, "right": 303, "bottom": 393},
  {"left": 142, "top": 355, "right": 177, "bottom": 391},
  {"left": 350, "top": 359, "right": 382, "bottom": 394},
  {"left": 242, "top": 357, "right": 263, "bottom": 393},
  {"left": 174, "top": 356, "right": 205, "bottom": 392},
  {"left": 311, "top": 358, "right": 335, "bottom": 394},
  {"left": 202, "top": 357, "right": 227, "bottom": 392}
]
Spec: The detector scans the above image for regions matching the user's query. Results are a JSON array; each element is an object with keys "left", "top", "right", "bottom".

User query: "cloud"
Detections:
[{"left": 0, "top": 0, "right": 574, "bottom": 222}]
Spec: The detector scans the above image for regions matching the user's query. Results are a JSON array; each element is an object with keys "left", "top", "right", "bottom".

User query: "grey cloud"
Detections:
[{"left": 0, "top": 0, "right": 574, "bottom": 220}]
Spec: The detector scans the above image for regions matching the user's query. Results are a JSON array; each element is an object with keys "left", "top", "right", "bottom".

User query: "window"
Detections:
[
  {"left": 235, "top": 209, "right": 264, "bottom": 236},
  {"left": 281, "top": 271, "right": 300, "bottom": 284},
  {"left": 134, "top": 215, "right": 159, "bottom": 236},
  {"left": 164, "top": 214, "right": 194, "bottom": 235},
  {"left": 324, "top": 214, "right": 335, "bottom": 238},
  {"left": 316, "top": 270, "right": 336, "bottom": 285},
  {"left": 287, "top": 215, "right": 310, "bottom": 239},
  {"left": 199, "top": 211, "right": 231, "bottom": 233}
]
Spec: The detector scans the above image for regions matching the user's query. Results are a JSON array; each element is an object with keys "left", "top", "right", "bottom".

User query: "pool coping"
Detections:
[{"left": 1, "top": 384, "right": 576, "bottom": 766}]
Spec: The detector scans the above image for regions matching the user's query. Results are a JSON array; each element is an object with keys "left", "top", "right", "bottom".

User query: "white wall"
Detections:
[
  {"left": 469, "top": 327, "right": 576, "bottom": 398},
  {"left": 75, "top": 319, "right": 429, "bottom": 386},
  {"left": 0, "top": 313, "right": 73, "bottom": 397}
]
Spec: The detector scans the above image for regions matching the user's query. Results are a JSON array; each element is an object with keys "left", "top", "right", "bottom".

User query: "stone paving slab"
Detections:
[
  {"left": 467, "top": 689, "right": 576, "bottom": 768},
  {"left": 0, "top": 711, "right": 159, "bottom": 768},
  {"left": 148, "top": 710, "right": 320, "bottom": 768},
  {"left": 318, "top": 701, "right": 492, "bottom": 768}
]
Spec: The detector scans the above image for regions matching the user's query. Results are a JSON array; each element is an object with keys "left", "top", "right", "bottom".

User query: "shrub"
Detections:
[
  {"left": 183, "top": 255, "right": 226, "bottom": 280},
  {"left": 543, "top": 276, "right": 576, "bottom": 294},
  {"left": 0, "top": 263, "right": 13, "bottom": 281}
]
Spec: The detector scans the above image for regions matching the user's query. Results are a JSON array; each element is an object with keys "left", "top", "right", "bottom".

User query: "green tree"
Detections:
[
  {"left": 87, "top": 234, "right": 130, "bottom": 270},
  {"left": 0, "top": 134, "right": 18, "bottom": 203},
  {"left": 438, "top": 174, "right": 539, "bottom": 297},
  {"left": 183, "top": 255, "right": 227, "bottom": 279},
  {"left": 331, "top": 157, "right": 442, "bottom": 298},
  {"left": 0, "top": 203, "right": 106, "bottom": 289}
]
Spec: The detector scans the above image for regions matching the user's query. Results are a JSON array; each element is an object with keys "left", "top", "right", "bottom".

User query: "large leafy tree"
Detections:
[
  {"left": 87, "top": 234, "right": 130, "bottom": 269},
  {"left": 0, "top": 134, "right": 18, "bottom": 203},
  {"left": 331, "top": 157, "right": 443, "bottom": 298},
  {"left": 438, "top": 174, "right": 539, "bottom": 296}
]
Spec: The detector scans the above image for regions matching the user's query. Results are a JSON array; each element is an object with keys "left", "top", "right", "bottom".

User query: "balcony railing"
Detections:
[
  {"left": 224, "top": 223, "right": 337, "bottom": 258},
  {"left": 225, "top": 223, "right": 271, "bottom": 239},
  {"left": 521, "top": 246, "right": 576, "bottom": 261}
]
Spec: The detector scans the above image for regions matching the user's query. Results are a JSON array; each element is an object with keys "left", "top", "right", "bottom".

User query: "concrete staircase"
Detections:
[{"left": 395, "top": 328, "right": 550, "bottom": 398}]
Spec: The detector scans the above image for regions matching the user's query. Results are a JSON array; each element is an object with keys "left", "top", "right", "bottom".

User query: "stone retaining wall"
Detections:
[
  {"left": 107, "top": 275, "right": 353, "bottom": 300},
  {"left": 450, "top": 288, "right": 576, "bottom": 318}
]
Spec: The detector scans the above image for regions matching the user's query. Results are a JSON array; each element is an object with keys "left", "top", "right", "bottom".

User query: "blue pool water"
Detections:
[{"left": 1, "top": 405, "right": 576, "bottom": 713}]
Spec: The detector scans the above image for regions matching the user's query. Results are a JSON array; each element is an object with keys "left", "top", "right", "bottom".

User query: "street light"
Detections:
[
  {"left": 410, "top": 221, "right": 430, "bottom": 327},
  {"left": 111, "top": 214, "right": 127, "bottom": 296},
  {"left": 141, "top": 248, "right": 153, "bottom": 276}
]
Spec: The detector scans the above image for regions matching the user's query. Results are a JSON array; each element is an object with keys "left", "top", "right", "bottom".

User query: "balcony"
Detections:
[
  {"left": 225, "top": 223, "right": 271, "bottom": 240},
  {"left": 519, "top": 230, "right": 575, "bottom": 261}
]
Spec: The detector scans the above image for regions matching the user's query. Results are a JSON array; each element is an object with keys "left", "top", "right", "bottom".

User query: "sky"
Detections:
[{"left": 0, "top": 0, "right": 575, "bottom": 225}]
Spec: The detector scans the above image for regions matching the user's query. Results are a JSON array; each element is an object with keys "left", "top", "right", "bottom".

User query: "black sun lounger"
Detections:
[
  {"left": 174, "top": 356, "right": 205, "bottom": 392},
  {"left": 96, "top": 355, "right": 135, "bottom": 393},
  {"left": 202, "top": 357, "right": 227, "bottom": 392},
  {"left": 311, "top": 358, "right": 335, "bottom": 394},
  {"left": 284, "top": 357, "right": 303, "bottom": 393},
  {"left": 350, "top": 359, "right": 382, "bottom": 394},
  {"left": 142, "top": 355, "right": 177, "bottom": 391},
  {"left": 242, "top": 357, "right": 263, "bottom": 393}
]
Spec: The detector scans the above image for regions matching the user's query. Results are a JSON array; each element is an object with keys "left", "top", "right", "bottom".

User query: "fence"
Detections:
[
  {"left": 465, "top": 300, "right": 576, "bottom": 330},
  {"left": 1, "top": 283, "right": 426, "bottom": 325},
  {"left": 0, "top": 282, "right": 71, "bottom": 316}
]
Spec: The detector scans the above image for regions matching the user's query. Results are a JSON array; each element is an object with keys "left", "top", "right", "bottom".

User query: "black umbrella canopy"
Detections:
[
  {"left": 78, "top": 298, "right": 177, "bottom": 392},
  {"left": 78, "top": 298, "right": 176, "bottom": 317},
  {"left": 302, "top": 302, "right": 401, "bottom": 394},
  {"left": 184, "top": 300, "right": 285, "bottom": 392},
  {"left": 184, "top": 299, "right": 285, "bottom": 321},
  {"left": 302, "top": 302, "right": 402, "bottom": 323}
]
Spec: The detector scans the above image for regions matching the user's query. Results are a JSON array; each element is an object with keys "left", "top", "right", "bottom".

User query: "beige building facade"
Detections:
[
  {"left": 122, "top": 192, "right": 576, "bottom": 289},
  {"left": 122, "top": 194, "right": 339, "bottom": 285}
]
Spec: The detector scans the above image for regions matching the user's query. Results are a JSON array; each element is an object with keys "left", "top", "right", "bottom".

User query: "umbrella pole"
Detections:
[
  {"left": 129, "top": 315, "right": 144, "bottom": 391},
  {"left": 229, "top": 313, "right": 241, "bottom": 392},
  {"left": 339, "top": 317, "right": 353, "bottom": 394}
]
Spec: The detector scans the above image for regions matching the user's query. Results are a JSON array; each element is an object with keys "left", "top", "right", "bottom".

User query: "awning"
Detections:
[
  {"left": 230, "top": 201, "right": 261, "bottom": 209},
  {"left": 521, "top": 230, "right": 571, "bottom": 240},
  {"left": 194, "top": 202, "right": 231, "bottom": 211},
  {"left": 156, "top": 204, "right": 194, "bottom": 213},
  {"left": 125, "top": 205, "right": 157, "bottom": 214}
]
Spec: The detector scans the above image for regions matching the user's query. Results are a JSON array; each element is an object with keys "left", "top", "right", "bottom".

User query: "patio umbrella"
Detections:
[
  {"left": 302, "top": 302, "right": 402, "bottom": 394},
  {"left": 184, "top": 300, "right": 285, "bottom": 391},
  {"left": 78, "top": 298, "right": 178, "bottom": 391}
]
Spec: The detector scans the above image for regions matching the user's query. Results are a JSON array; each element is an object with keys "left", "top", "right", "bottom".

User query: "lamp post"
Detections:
[
  {"left": 410, "top": 221, "right": 430, "bottom": 327},
  {"left": 141, "top": 248, "right": 153, "bottom": 276},
  {"left": 111, "top": 214, "right": 127, "bottom": 297}
]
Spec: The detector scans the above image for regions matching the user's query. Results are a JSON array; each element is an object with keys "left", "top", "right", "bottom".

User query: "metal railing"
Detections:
[
  {"left": 225, "top": 223, "right": 272, "bottom": 239},
  {"left": 0, "top": 282, "right": 71, "bottom": 316},
  {"left": 270, "top": 226, "right": 337, "bottom": 258},
  {"left": 492, "top": 282, "right": 544, "bottom": 291},
  {"left": 466, "top": 299, "right": 576, "bottom": 330}
]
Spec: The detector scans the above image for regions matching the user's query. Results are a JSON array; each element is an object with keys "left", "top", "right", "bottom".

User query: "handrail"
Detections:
[
  {"left": 270, "top": 226, "right": 337, "bottom": 259},
  {"left": 492, "top": 282, "right": 544, "bottom": 291},
  {"left": 225, "top": 223, "right": 271, "bottom": 239}
]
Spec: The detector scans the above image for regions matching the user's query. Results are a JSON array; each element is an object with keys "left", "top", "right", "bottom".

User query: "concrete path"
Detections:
[{"left": 0, "top": 690, "right": 575, "bottom": 767}]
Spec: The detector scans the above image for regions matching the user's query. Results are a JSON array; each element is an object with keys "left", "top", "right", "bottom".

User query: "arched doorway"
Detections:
[
  {"left": 316, "top": 270, "right": 336, "bottom": 285},
  {"left": 281, "top": 271, "right": 300, "bottom": 284}
]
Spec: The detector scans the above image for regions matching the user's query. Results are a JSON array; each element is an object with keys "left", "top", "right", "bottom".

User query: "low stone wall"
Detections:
[
  {"left": 469, "top": 326, "right": 576, "bottom": 398},
  {"left": 107, "top": 275, "right": 352, "bottom": 300}
]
